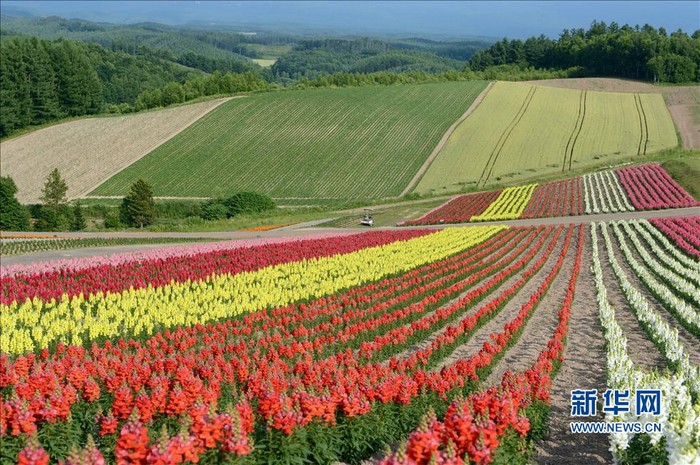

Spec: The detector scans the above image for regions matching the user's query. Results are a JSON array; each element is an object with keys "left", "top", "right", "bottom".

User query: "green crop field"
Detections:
[
  {"left": 92, "top": 81, "right": 488, "bottom": 200},
  {"left": 416, "top": 81, "right": 678, "bottom": 195}
]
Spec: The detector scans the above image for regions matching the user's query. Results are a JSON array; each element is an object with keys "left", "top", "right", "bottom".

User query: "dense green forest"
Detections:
[
  {"left": 270, "top": 38, "right": 469, "bottom": 80},
  {"left": 0, "top": 36, "right": 207, "bottom": 135},
  {"left": 469, "top": 21, "right": 700, "bottom": 82},
  {"left": 1, "top": 14, "right": 698, "bottom": 138}
]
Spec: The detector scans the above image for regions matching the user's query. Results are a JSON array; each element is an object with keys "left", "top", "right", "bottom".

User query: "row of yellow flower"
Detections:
[
  {"left": 471, "top": 184, "right": 538, "bottom": 222},
  {"left": 1, "top": 226, "right": 505, "bottom": 355}
]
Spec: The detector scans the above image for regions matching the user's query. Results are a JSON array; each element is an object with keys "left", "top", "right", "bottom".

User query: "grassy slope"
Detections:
[
  {"left": 1, "top": 98, "right": 230, "bottom": 204},
  {"left": 416, "top": 81, "right": 678, "bottom": 195},
  {"left": 92, "top": 81, "right": 488, "bottom": 200}
]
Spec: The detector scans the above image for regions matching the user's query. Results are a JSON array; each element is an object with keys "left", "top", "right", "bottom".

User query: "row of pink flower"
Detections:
[
  {"left": 617, "top": 163, "right": 700, "bottom": 210},
  {"left": 401, "top": 191, "right": 502, "bottom": 226},
  {"left": 650, "top": 216, "right": 700, "bottom": 259},
  {"left": 0, "top": 232, "right": 355, "bottom": 278},
  {"left": 1, "top": 230, "right": 432, "bottom": 305},
  {"left": 521, "top": 178, "right": 584, "bottom": 219}
]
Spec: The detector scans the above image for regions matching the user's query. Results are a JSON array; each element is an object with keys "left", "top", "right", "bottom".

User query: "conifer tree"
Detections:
[
  {"left": 71, "top": 202, "right": 87, "bottom": 231},
  {"left": 0, "top": 176, "right": 30, "bottom": 231},
  {"left": 121, "top": 179, "right": 157, "bottom": 228}
]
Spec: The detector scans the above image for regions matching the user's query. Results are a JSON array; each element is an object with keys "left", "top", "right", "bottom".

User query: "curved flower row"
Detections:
[
  {"left": 613, "top": 221, "right": 700, "bottom": 318},
  {"left": 0, "top": 233, "right": 355, "bottom": 277},
  {"left": 379, "top": 226, "right": 585, "bottom": 464},
  {"left": 600, "top": 222, "right": 700, "bottom": 396},
  {"left": 1, "top": 230, "right": 430, "bottom": 305},
  {"left": 583, "top": 170, "right": 634, "bottom": 214},
  {"left": 590, "top": 223, "right": 700, "bottom": 464},
  {"left": 521, "top": 177, "right": 584, "bottom": 219},
  {"left": 2, "top": 225, "right": 575, "bottom": 464},
  {"left": 471, "top": 184, "right": 537, "bottom": 222},
  {"left": 617, "top": 163, "right": 700, "bottom": 210},
  {"left": 631, "top": 220, "right": 700, "bottom": 285},
  {"left": 0, "top": 227, "right": 531, "bottom": 429},
  {"left": 650, "top": 217, "right": 700, "bottom": 260},
  {"left": 1, "top": 227, "right": 502, "bottom": 354},
  {"left": 400, "top": 190, "right": 502, "bottom": 226}
]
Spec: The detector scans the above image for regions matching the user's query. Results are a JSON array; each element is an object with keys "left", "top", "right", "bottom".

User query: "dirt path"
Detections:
[
  {"left": 399, "top": 82, "right": 495, "bottom": 197},
  {"left": 432, "top": 227, "right": 565, "bottom": 372},
  {"left": 484, "top": 227, "right": 578, "bottom": 385},
  {"left": 2, "top": 207, "right": 698, "bottom": 267},
  {"left": 668, "top": 104, "right": 700, "bottom": 149},
  {"left": 533, "top": 235, "right": 612, "bottom": 465}
]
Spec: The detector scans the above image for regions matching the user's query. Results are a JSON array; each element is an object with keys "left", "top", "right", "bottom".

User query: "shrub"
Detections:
[
  {"left": 224, "top": 191, "right": 276, "bottom": 217},
  {"left": 200, "top": 199, "right": 228, "bottom": 221}
]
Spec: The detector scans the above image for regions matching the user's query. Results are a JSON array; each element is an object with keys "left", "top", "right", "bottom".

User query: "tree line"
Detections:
[
  {"left": 0, "top": 36, "right": 201, "bottom": 135},
  {"left": 468, "top": 21, "right": 700, "bottom": 83},
  {"left": 0, "top": 170, "right": 277, "bottom": 231},
  {"left": 0, "top": 36, "right": 271, "bottom": 134}
]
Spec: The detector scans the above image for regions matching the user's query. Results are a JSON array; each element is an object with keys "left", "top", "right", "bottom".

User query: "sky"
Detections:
[{"left": 2, "top": 1, "right": 698, "bottom": 39}]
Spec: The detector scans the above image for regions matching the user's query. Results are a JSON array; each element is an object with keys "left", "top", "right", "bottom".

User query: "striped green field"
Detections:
[
  {"left": 416, "top": 81, "right": 678, "bottom": 195},
  {"left": 92, "top": 82, "right": 487, "bottom": 200}
]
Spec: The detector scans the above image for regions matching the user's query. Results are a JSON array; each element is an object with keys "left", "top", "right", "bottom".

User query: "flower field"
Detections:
[
  {"left": 0, "top": 237, "right": 220, "bottom": 257},
  {"left": 404, "top": 163, "right": 697, "bottom": 226},
  {"left": 2, "top": 213, "right": 699, "bottom": 464}
]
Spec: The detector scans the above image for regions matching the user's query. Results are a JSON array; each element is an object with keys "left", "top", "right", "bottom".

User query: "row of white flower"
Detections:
[
  {"left": 614, "top": 221, "right": 700, "bottom": 314},
  {"left": 635, "top": 219, "right": 700, "bottom": 277},
  {"left": 591, "top": 223, "right": 700, "bottom": 465},
  {"left": 634, "top": 220, "right": 700, "bottom": 287},
  {"left": 583, "top": 170, "right": 635, "bottom": 214},
  {"left": 601, "top": 222, "right": 700, "bottom": 395}
]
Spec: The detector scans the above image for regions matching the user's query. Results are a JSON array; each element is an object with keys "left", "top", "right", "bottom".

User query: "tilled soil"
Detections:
[
  {"left": 387, "top": 229, "right": 535, "bottom": 364},
  {"left": 533, "top": 235, "right": 612, "bottom": 465},
  {"left": 484, "top": 227, "right": 580, "bottom": 386},
  {"left": 432, "top": 227, "right": 566, "bottom": 372}
]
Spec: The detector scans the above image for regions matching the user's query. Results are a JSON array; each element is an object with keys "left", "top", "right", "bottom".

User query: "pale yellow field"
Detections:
[
  {"left": 416, "top": 81, "right": 678, "bottom": 195},
  {"left": 1, "top": 98, "right": 231, "bottom": 204},
  {"left": 252, "top": 59, "right": 277, "bottom": 67}
]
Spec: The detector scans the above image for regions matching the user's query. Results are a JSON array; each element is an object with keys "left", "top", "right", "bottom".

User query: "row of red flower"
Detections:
[
  {"left": 1, "top": 229, "right": 431, "bottom": 305},
  {"left": 521, "top": 178, "right": 584, "bottom": 219},
  {"left": 0, "top": 227, "right": 535, "bottom": 435},
  {"left": 380, "top": 225, "right": 584, "bottom": 464},
  {"left": 3, "top": 225, "right": 578, "bottom": 463},
  {"left": 649, "top": 216, "right": 700, "bottom": 259}
]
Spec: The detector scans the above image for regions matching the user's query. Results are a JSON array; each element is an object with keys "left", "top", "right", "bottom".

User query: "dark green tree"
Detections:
[
  {"left": 41, "top": 168, "right": 69, "bottom": 209},
  {"left": 0, "top": 176, "right": 30, "bottom": 231},
  {"left": 121, "top": 179, "right": 157, "bottom": 228},
  {"left": 25, "top": 37, "right": 62, "bottom": 123},
  {"left": 71, "top": 202, "right": 87, "bottom": 231}
]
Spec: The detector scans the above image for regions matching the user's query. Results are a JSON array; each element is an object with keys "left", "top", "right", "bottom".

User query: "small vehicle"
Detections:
[{"left": 360, "top": 209, "right": 374, "bottom": 227}]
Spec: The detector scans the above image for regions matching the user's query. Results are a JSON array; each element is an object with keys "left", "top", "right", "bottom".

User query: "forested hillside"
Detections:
[
  {"left": 271, "top": 38, "right": 469, "bottom": 80},
  {"left": 469, "top": 21, "right": 700, "bottom": 82},
  {"left": 0, "top": 34, "right": 275, "bottom": 136},
  {"left": 0, "top": 36, "right": 205, "bottom": 135},
  {"left": 1, "top": 14, "right": 698, "bottom": 138}
]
